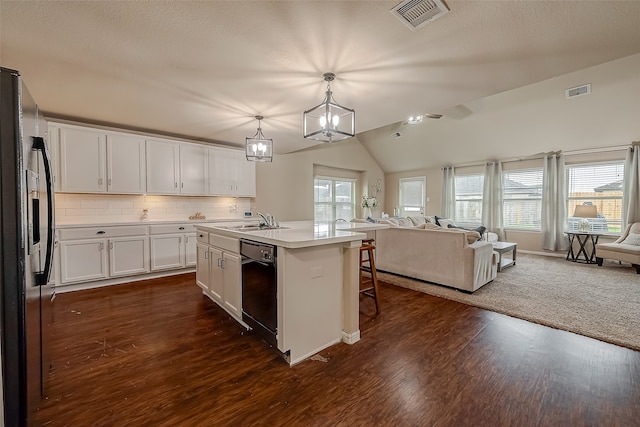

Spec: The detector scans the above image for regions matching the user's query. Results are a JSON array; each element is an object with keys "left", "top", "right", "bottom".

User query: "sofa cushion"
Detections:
[
  {"left": 409, "top": 216, "right": 427, "bottom": 226},
  {"left": 397, "top": 217, "right": 414, "bottom": 227},
  {"left": 622, "top": 233, "right": 640, "bottom": 245}
]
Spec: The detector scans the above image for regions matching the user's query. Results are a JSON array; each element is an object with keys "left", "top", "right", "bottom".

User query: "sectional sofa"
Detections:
[{"left": 370, "top": 217, "right": 498, "bottom": 292}]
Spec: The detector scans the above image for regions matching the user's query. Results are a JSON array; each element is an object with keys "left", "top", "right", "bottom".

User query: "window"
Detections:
[
  {"left": 455, "top": 174, "right": 483, "bottom": 225},
  {"left": 399, "top": 177, "right": 425, "bottom": 216},
  {"left": 503, "top": 168, "right": 543, "bottom": 230},
  {"left": 566, "top": 162, "right": 624, "bottom": 233},
  {"left": 314, "top": 176, "right": 356, "bottom": 222}
]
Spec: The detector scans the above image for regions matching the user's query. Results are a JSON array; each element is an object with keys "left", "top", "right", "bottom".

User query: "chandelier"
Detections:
[
  {"left": 245, "top": 115, "right": 273, "bottom": 162},
  {"left": 303, "top": 72, "right": 355, "bottom": 143}
]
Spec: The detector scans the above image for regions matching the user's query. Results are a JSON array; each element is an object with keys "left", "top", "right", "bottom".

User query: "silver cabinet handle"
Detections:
[
  {"left": 99, "top": 242, "right": 104, "bottom": 250},
  {"left": 108, "top": 178, "right": 112, "bottom": 186},
  {"left": 204, "top": 251, "right": 208, "bottom": 260},
  {"left": 109, "top": 242, "right": 113, "bottom": 250},
  {"left": 98, "top": 178, "right": 103, "bottom": 185}
]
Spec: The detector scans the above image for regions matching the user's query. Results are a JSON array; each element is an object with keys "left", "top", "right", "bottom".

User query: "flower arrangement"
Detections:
[{"left": 361, "top": 195, "right": 379, "bottom": 209}]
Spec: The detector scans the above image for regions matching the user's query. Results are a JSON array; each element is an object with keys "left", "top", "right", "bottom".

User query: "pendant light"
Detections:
[
  {"left": 245, "top": 115, "right": 273, "bottom": 162},
  {"left": 303, "top": 72, "right": 355, "bottom": 143}
]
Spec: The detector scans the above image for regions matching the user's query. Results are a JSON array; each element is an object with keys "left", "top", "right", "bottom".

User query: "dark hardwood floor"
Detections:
[{"left": 33, "top": 273, "right": 640, "bottom": 426}]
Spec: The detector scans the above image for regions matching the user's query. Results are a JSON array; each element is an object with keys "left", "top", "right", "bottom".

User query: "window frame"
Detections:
[
  {"left": 502, "top": 167, "right": 543, "bottom": 231},
  {"left": 565, "top": 161, "right": 625, "bottom": 234},
  {"left": 399, "top": 176, "right": 426, "bottom": 217},
  {"left": 454, "top": 173, "right": 484, "bottom": 226},
  {"left": 313, "top": 175, "right": 357, "bottom": 222}
]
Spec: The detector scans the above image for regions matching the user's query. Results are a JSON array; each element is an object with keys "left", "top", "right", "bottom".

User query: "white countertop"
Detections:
[{"left": 197, "top": 220, "right": 389, "bottom": 249}]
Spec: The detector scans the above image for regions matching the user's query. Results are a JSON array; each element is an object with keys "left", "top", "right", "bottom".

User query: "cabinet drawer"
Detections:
[
  {"left": 59, "top": 225, "right": 147, "bottom": 240},
  {"left": 209, "top": 233, "right": 239, "bottom": 253},
  {"left": 196, "top": 231, "right": 209, "bottom": 244},
  {"left": 149, "top": 223, "right": 196, "bottom": 235}
]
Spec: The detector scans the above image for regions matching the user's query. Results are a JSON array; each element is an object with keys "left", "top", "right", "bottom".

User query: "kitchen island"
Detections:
[{"left": 195, "top": 220, "right": 388, "bottom": 365}]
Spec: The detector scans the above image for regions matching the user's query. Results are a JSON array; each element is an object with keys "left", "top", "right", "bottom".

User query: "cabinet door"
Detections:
[
  {"left": 234, "top": 151, "right": 256, "bottom": 197},
  {"left": 150, "top": 234, "right": 185, "bottom": 271},
  {"left": 109, "top": 236, "right": 149, "bottom": 277},
  {"left": 107, "top": 133, "right": 146, "bottom": 194},
  {"left": 185, "top": 233, "right": 197, "bottom": 267},
  {"left": 146, "top": 139, "right": 180, "bottom": 194},
  {"left": 209, "top": 147, "right": 235, "bottom": 196},
  {"left": 180, "top": 144, "right": 208, "bottom": 195},
  {"left": 47, "top": 124, "right": 60, "bottom": 192},
  {"left": 59, "top": 127, "right": 106, "bottom": 192},
  {"left": 60, "top": 239, "right": 108, "bottom": 284},
  {"left": 196, "top": 243, "right": 210, "bottom": 292},
  {"left": 208, "top": 246, "right": 224, "bottom": 303},
  {"left": 222, "top": 252, "right": 242, "bottom": 318}
]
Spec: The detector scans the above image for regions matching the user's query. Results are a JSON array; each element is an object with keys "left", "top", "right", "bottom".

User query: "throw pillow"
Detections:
[
  {"left": 448, "top": 224, "right": 486, "bottom": 239},
  {"left": 425, "top": 215, "right": 437, "bottom": 224},
  {"left": 622, "top": 233, "right": 640, "bottom": 245},
  {"left": 436, "top": 217, "right": 456, "bottom": 229}
]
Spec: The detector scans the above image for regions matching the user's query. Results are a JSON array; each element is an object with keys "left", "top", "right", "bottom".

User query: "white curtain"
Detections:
[
  {"left": 481, "top": 162, "right": 505, "bottom": 241},
  {"left": 541, "top": 153, "right": 568, "bottom": 251},
  {"left": 441, "top": 166, "right": 455, "bottom": 218},
  {"left": 622, "top": 143, "right": 640, "bottom": 226}
]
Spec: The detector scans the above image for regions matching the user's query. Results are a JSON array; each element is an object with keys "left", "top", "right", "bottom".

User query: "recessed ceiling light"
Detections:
[{"left": 406, "top": 115, "right": 424, "bottom": 125}]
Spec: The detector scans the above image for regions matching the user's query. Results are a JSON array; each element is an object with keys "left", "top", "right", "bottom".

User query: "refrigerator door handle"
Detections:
[{"left": 33, "top": 136, "right": 55, "bottom": 286}]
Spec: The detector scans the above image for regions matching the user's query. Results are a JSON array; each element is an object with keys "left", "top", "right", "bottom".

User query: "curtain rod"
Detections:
[{"left": 443, "top": 143, "right": 630, "bottom": 170}]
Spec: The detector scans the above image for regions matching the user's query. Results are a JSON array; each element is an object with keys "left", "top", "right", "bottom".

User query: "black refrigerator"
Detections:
[{"left": 0, "top": 67, "right": 55, "bottom": 426}]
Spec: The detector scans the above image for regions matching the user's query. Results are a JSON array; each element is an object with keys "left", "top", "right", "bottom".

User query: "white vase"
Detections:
[{"left": 364, "top": 208, "right": 371, "bottom": 218}]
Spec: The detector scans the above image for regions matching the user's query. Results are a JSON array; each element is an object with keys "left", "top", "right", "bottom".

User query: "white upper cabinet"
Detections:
[
  {"left": 146, "top": 139, "right": 180, "bottom": 194},
  {"left": 59, "top": 126, "right": 106, "bottom": 193},
  {"left": 107, "top": 133, "right": 146, "bottom": 194},
  {"left": 209, "top": 147, "right": 236, "bottom": 196},
  {"left": 179, "top": 143, "right": 209, "bottom": 195},
  {"left": 234, "top": 151, "right": 256, "bottom": 197},
  {"left": 209, "top": 147, "right": 256, "bottom": 197},
  {"left": 146, "top": 140, "right": 209, "bottom": 195},
  {"left": 56, "top": 123, "right": 146, "bottom": 194}
]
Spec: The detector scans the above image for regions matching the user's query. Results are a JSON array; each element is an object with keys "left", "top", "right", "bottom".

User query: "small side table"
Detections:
[
  {"left": 492, "top": 242, "right": 517, "bottom": 272},
  {"left": 565, "top": 231, "right": 601, "bottom": 264}
]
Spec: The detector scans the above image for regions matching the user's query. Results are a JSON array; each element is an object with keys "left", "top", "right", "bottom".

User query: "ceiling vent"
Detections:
[
  {"left": 391, "top": 0, "right": 450, "bottom": 31},
  {"left": 390, "top": 131, "right": 403, "bottom": 139},
  {"left": 565, "top": 84, "right": 591, "bottom": 99}
]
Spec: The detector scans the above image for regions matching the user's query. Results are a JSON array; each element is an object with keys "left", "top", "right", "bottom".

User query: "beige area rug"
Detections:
[{"left": 378, "top": 254, "right": 640, "bottom": 351}]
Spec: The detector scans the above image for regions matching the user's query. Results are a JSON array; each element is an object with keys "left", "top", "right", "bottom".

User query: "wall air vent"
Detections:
[
  {"left": 565, "top": 84, "right": 591, "bottom": 99},
  {"left": 391, "top": 0, "right": 450, "bottom": 31}
]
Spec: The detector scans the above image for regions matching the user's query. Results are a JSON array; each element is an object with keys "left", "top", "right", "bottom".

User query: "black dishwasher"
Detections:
[{"left": 240, "top": 239, "right": 277, "bottom": 347}]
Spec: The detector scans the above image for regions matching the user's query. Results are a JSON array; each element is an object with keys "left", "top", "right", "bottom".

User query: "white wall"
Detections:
[{"left": 254, "top": 138, "right": 384, "bottom": 221}]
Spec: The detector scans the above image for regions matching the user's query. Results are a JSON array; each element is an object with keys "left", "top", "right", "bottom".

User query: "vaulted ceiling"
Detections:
[{"left": 2, "top": 1, "right": 640, "bottom": 172}]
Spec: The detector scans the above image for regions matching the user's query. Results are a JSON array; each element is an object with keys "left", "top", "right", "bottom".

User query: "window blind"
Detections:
[{"left": 503, "top": 168, "right": 543, "bottom": 230}]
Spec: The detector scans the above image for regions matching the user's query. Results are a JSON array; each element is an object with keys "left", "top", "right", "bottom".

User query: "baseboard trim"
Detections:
[
  {"left": 519, "top": 250, "right": 565, "bottom": 258},
  {"left": 55, "top": 268, "right": 196, "bottom": 293},
  {"left": 341, "top": 330, "right": 361, "bottom": 345}
]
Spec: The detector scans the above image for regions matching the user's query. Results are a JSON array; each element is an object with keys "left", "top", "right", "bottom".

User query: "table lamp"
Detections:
[{"left": 573, "top": 205, "right": 598, "bottom": 232}]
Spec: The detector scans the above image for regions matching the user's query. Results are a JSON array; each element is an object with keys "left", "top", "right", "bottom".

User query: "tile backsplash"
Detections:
[{"left": 55, "top": 193, "right": 252, "bottom": 224}]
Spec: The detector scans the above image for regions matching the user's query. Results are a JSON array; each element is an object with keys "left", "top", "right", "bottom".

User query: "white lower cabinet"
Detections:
[
  {"left": 58, "top": 223, "right": 198, "bottom": 287},
  {"left": 109, "top": 236, "right": 149, "bottom": 277},
  {"left": 196, "top": 242, "right": 210, "bottom": 292},
  {"left": 149, "top": 224, "right": 197, "bottom": 272},
  {"left": 198, "top": 231, "right": 242, "bottom": 322},
  {"left": 60, "top": 239, "right": 108, "bottom": 284},
  {"left": 59, "top": 226, "right": 149, "bottom": 285}
]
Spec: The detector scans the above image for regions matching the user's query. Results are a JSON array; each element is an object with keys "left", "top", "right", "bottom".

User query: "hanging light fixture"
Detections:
[
  {"left": 303, "top": 72, "right": 355, "bottom": 143},
  {"left": 245, "top": 115, "right": 273, "bottom": 162}
]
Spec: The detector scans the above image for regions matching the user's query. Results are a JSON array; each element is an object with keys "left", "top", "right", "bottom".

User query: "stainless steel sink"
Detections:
[{"left": 222, "top": 224, "right": 288, "bottom": 231}]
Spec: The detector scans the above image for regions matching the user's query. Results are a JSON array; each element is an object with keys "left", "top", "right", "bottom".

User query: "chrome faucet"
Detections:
[{"left": 257, "top": 212, "right": 277, "bottom": 228}]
